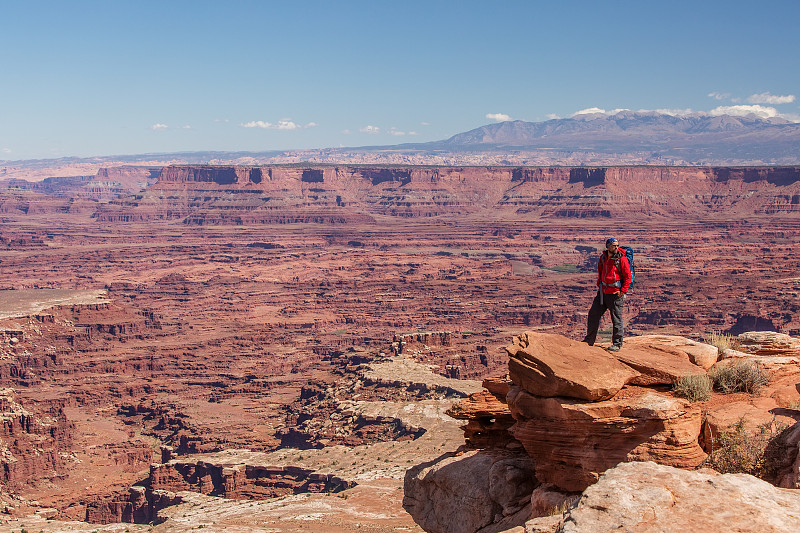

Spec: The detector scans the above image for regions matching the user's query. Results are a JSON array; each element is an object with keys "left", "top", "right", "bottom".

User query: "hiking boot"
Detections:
[
  {"left": 607, "top": 345, "right": 621, "bottom": 352},
  {"left": 581, "top": 337, "right": 594, "bottom": 346}
]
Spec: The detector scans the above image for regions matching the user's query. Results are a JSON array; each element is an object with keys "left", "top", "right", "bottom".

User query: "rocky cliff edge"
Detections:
[{"left": 404, "top": 331, "right": 800, "bottom": 533}]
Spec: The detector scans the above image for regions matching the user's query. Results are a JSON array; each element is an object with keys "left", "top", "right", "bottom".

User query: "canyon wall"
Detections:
[{"left": 90, "top": 165, "right": 800, "bottom": 224}]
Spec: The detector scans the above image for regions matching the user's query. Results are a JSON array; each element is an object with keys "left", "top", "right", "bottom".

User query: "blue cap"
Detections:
[{"left": 605, "top": 237, "right": 618, "bottom": 247}]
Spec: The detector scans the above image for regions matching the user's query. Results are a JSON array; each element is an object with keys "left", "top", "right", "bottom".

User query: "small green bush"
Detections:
[
  {"left": 672, "top": 373, "right": 713, "bottom": 402},
  {"left": 709, "top": 360, "right": 769, "bottom": 394}
]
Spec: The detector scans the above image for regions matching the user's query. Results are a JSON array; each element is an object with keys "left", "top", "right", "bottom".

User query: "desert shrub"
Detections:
[
  {"left": 705, "top": 417, "right": 786, "bottom": 476},
  {"left": 705, "top": 331, "right": 741, "bottom": 353},
  {"left": 672, "top": 373, "right": 713, "bottom": 402},
  {"left": 709, "top": 360, "right": 769, "bottom": 394}
]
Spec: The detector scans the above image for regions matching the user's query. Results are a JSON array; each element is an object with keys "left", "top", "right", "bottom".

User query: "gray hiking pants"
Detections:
[{"left": 584, "top": 291, "right": 624, "bottom": 347}]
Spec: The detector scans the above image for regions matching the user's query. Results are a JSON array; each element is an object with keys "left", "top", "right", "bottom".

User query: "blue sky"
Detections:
[{"left": 1, "top": 0, "right": 798, "bottom": 160}]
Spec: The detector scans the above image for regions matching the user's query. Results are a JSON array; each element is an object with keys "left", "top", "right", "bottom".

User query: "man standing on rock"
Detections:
[{"left": 583, "top": 237, "right": 632, "bottom": 351}]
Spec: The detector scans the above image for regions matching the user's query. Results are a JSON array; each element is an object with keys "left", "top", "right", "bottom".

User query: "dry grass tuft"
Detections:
[
  {"left": 708, "top": 360, "right": 769, "bottom": 394},
  {"left": 705, "top": 331, "right": 741, "bottom": 353},
  {"left": 672, "top": 373, "right": 713, "bottom": 402}
]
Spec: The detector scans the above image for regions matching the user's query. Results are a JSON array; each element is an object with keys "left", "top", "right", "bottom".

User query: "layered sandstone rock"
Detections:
[
  {"left": 446, "top": 384, "right": 517, "bottom": 448},
  {"left": 404, "top": 449, "right": 537, "bottom": 533},
  {"left": 149, "top": 459, "right": 354, "bottom": 499},
  {"left": 737, "top": 331, "right": 800, "bottom": 355},
  {"left": 0, "top": 388, "right": 73, "bottom": 489},
  {"left": 505, "top": 332, "right": 640, "bottom": 401},
  {"left": 89, "top": 165, "right": 800, "bottom": 225},
  {"left": 85, "top": 487, "right": 180, "bottom": 524},
  {"left": 507, "top": 385, "right": 706, "bottom": 492},
  {"left": 552, "top": 461, "right": 800, "bottom": 533}
]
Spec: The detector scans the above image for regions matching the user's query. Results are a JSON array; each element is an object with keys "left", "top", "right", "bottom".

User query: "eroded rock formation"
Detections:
[
  {"left": 0, "top": 388, "right": 72, "bottom": 488},
  {"left": 408, "top": 330, "right": 800, "bottom": 533},
  {"left": 404, "top": 449, "right": 536, "bottom": 533},
  {"left": 507, "top": 385, "right": 706, "bottom": 492}
]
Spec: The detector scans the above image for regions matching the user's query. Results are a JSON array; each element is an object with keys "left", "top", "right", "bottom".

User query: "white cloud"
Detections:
[
  {"left": 571, "top": 107, "right": 606, "bottom": 116},
  {"left": 545, "top": 113, "right": 560, "bottom": 120},
  {"left": 708, "top": 91, "right": 730, "bottom": 101},
  {"left": 747, "top": 92, "right": 796, "bottom": 105},
  {"left": 420, "top": 121, "right": 431, "bottom": 126},
  {"left": 360, "top": 125, "right": 381, "bottom": 134},
  {"left": 242, "top": 119, "right": 315, "bottom": 130},
  {"left": 709, "top": 104, "right": 781, "bottom": 119},
  {"left": 151, "top": 123, "right": 168, "bottom": 130},
  {"left": 486, "top": 113, "right": 512, "bottom": 122},
  {"left": 180, "top": 125, "right": 191, "bottom": 129},
  {"left": 408, "top": 131, "right": 418, "bottom": 135},
  {"left": 242, "top": 121, "right": 270, "bottom": 129}
]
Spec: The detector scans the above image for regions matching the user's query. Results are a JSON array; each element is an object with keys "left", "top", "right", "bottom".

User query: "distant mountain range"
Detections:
[
  {"left": 423, "top": 111, "right": 800, "bottom": 165},
  {"left": 3, "top": 111, "right": 800, "bottom": 169}
]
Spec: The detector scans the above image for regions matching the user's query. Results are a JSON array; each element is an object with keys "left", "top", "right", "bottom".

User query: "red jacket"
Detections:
[{"left": 597, "top": 251, "right": 632, "bottom": 294}]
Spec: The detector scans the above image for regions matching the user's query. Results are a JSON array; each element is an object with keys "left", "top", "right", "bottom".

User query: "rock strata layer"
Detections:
[{"left": 507, "top": 385, "right": 706, "bottom": 492}]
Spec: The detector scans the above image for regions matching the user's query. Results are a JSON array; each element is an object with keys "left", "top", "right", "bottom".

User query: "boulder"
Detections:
[
  {"left": 505, "top": 332, "right": 639, "bottom": 401},
  {"left": 623, "top": 334, "right": 718, "bottom": 370},
  {"left": 737, "top": 331, "right": 800, "bottom": 356},
  {"left": 403, "top": 450, "right": 537, "bottom": 533},
  {"left": 556, "top": 461, "right": 800, "bottom": 533},
  {"left": 507, "top": 385, "right": 706, "bottom": 492}
]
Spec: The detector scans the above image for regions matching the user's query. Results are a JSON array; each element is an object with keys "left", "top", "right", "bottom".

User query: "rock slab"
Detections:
[{"left": 506, "top": 332, "right": 639, "bottom": 401}]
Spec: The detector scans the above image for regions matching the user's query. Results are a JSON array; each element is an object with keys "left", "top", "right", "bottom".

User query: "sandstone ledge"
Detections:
[{"left": 507, "top": 385, "right": 706, "bottom": 492}]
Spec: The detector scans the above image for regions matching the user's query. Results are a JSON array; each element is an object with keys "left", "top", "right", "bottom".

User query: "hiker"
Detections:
[{"left": 583, "top": 237, "right": 632, "bottom": 351}]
